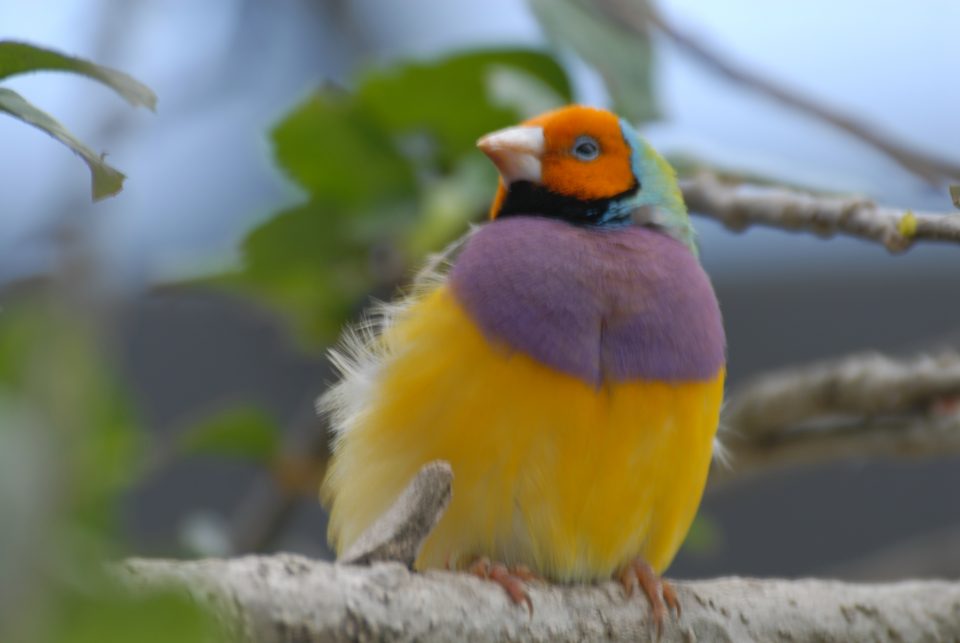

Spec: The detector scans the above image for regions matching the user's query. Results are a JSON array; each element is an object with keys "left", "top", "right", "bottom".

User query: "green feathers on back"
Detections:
[{"left": 619, "top": 118, "right": 696, "bottom": 256}]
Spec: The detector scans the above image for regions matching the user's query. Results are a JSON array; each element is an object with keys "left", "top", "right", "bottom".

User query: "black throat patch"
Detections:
[{"left": 495, "top": 180, "right": 639, "bottom": 226}]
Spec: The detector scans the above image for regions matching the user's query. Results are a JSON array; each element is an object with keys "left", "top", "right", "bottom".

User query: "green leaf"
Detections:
[
  {"left": 271, "top": 50, "right": 570, "bottom": 208},
  {"left": 529, "top": 0, "right": 660, "bottom": 123},
  {"left": 226, "top": 49, "right": 573, "bottom": 347},
  {"left": 0, "top": 40, "right": 156, "bottom": 110},
  {"left": 950, "top": 184, "right": 960, "bottom": 209},
  {"left": 229, "top": 198, "right": 410, "bottom": 342},
  {"left": 178, "top": 406, "right": 281, "bottom": 462},
  {"left": 406, "top": 154, "right": 497, "bottom": 258},
  {"left": 357, "top": 49, "right": 572, "bottom": 165},
  {"left": 272, "top": 91, "right": 416, "bottom": 208},
  {"left": 0, "top": 87, "right": 125, "bottom": 200},
  {"left": 486, "top": 64, "right": 569, "bottom": 119}
]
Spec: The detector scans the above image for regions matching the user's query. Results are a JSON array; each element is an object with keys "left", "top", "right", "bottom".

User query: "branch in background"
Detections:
[
  {"left": 681, "top": 172, "right": 960, "bottom": 252},
  {"left": 591, "top": 0, "right": 960, "bottom": 185},
  {"left": 715, "top": 351, "right": 960, "bottom": 483},
  {"left": 827, "top": 523, "right": 960, "bottom": 581},
  {"left": 228, "top": 415, "right": 329, "bottom": 554}
]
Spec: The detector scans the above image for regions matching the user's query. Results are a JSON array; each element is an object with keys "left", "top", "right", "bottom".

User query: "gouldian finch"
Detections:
[{"left": 321, "top": 105, "right": 725, "bottom": 620}]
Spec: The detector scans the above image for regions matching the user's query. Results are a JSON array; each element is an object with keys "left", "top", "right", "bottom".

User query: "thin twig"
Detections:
[
  {"left": 593, "top": 0, "right": 960, "bottom": 184},
  {"left": 681, "top": 172, "right": 960, "bottom": 252},
  {"left": 228, "top": 419, "right": 329, "bottom": 554}
]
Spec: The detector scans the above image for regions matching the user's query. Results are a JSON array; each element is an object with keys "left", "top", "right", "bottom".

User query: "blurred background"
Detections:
[{"left": 1, "top": 0, "right": 959, "bottom": 639}]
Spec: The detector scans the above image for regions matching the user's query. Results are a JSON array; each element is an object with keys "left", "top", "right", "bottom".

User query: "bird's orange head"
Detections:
[{"left": 477, "top": 105, "right": 694, "bottom": 250}]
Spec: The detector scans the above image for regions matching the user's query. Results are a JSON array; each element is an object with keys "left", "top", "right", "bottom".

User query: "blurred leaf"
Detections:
[
  {"left": 0, "top": 40, "right": 156, "bottom": 109},
  {"left": 682, "top": 513, "right": 723, "bottom": 556},
  {"left": 226, "top": 49, "right": 572, "bottom": 346},
  {"left": 56, "top": 584, "right": 225, "bottom": 643},
  {"left": 0, "top": 302, "right": 139, "bottom": 544},
  {"left": 406, "top": 154, "right": 497, "bottom": 258},
  {"left": 0, "top": 87, "right": 125, "bottom": 200},
  {"left": 529, "top": 0, "right": 660, "bottom": 123},
  {"left": 357, "top": 49, "right": 572, "bottom": 165},
  {"left": 272, "top": 93, "right": 417, "bottom": 208},
  {"left": 951, "top": 184, "right": 960, "bottom": 209},
  {"left": 179, "top": 406, "right": 281, "bottom": 462},
  {"left": 486, "top": 64, "right": 568, "bottom": 119},
  {"left": 229, "top": 199, "right": 407, "bottom": 341},
  {"left": 0, "top": 298, "right": 148, "bottom": 642},
  {"left": 0, "top": 399, "right": 54, "bottom": 643}
]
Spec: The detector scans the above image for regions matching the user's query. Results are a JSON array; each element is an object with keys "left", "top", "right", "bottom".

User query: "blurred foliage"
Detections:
[
  {"left": 220, "top": 49, "right": 572, "bottom": 344},
  {"left": 951, "top": 185, "right": 960, "bottom": 209},
  {"left": 0, "top": 38, "right": 226, "bottom": 643},
  {"left": 53, "top": 587, "right": 222, "bottom": 643},
  {"left": 177, "top": 405, "right": 281, "bottom": 463},
  {"left": 681, "top": 513, "right": 723, "bottom": 557},
  {"left": 0, "top": 295, "right": 224, "bottom": 642},
  {"left": 0, "top": 301, "right": 137, "bottom": 555},
  {"left": 0, "top": 40, "right": 155, "bottom": 200},
  {"left": 529, "top": 0, "right": 659, "bottom": 124}
]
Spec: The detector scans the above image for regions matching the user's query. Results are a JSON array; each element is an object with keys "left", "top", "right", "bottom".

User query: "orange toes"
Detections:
[
  {"left": 467, "top": 557, "right": 535, "bottom": 616},
  {"left": 662, "top": 579, "right": 681, "bottom": 618},
  {"left": 618, "top": 558, "right": 680, "bottom": 635},
  {"left": 507, "top": 563, "right": 542, "bottom": 583}
]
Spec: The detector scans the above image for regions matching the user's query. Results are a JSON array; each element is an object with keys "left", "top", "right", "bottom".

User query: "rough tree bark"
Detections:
[
  {"left": 120, "top": 556, "right": 960, "bottom": 643},
  {"left": 118, "top": 463, "right": 960, "bottom": 642}
]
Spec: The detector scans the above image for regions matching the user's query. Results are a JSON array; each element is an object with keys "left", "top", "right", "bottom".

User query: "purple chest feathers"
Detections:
[{"left": 448, "top": 217, "right": 725, "bottom": 385}]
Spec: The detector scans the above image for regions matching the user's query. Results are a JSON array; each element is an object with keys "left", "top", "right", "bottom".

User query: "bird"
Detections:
[{"left": 320, "top": 104, "right": 725, "bottom": 625}]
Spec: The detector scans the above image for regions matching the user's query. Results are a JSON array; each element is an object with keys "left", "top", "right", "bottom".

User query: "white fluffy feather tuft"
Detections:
[
  {"left": 711, "top": 398, "right": 732, "bottom": 470},
  {"left": 317, "top": 230, "right": 476, "bottom": 443}
]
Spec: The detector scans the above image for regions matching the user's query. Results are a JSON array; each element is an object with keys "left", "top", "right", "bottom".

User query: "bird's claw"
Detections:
[
  {"left": 618, "top": 558, "right": 680, "bottom": 637},
  {"left": 468, "top": 557, "right": 535, "bottom": 616}
]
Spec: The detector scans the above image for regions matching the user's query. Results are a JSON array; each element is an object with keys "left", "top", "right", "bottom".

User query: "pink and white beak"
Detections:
[{"left": 477, "top": 125, "right": 544, "bottom": 184}]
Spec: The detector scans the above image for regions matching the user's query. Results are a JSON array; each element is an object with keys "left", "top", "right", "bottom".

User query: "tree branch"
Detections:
[
  {"left": 681, "top": 172, "right": 960, "bottom": 252},
  {"left": 117, "top": 460, "right": 960, "bottom": 641},
  {"left": 593, "top": 0, "right": 960, "bottom": 184},
  {"left": 117, "top": 372, "right": 960, "bottom": 643},
  {"left": 715, "top": 350, "right": 960, "bottom": 482},
  {"left": 118, "top": 555, "right": 960, "bottom": 642},
  {"left": 827, "top": 523, "right": 960, "bottom": 581}
]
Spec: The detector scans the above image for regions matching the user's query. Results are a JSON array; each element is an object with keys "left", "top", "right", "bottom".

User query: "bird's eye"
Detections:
[{"left": 572, "top": 136, "right": 600, "bottom": 161}]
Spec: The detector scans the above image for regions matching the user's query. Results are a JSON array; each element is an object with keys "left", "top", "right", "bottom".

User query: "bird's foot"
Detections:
[
  {"left": 467, "top": 557, "right": 536, "bottom": 615},
  {"left": 617, "top": 558, "right": 680, "bottom": 636}
]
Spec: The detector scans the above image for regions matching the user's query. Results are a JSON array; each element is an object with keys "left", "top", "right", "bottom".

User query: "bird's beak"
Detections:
[{"left": 477, "top": 125, "right": 544, "bottom": 184}]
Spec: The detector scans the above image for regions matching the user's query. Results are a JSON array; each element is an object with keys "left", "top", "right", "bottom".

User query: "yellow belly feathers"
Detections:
[{"left": 323, "top": 285, "right": 724, "bottom": 580}]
